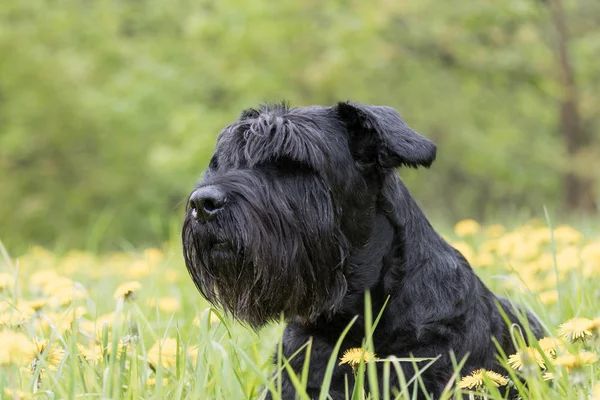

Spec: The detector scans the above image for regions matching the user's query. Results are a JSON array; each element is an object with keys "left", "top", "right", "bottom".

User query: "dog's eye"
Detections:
[{"left": 209, "top": 156, "right": 219, "bottom": 170}]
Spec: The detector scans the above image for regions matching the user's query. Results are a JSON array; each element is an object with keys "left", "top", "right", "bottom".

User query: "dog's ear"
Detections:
[{"left": 336, "top": 102, "right": 436, "bottom": 169}]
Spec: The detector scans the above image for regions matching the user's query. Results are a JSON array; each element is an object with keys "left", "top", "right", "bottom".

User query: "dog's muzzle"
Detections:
[{"left": 188, "top": 185, "right": 227, "bottom": 222}]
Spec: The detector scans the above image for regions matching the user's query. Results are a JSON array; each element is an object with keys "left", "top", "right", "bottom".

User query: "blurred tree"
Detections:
[
  {"left": 546, "top": 0, "right": 596, "bottom": 212},
  {"left": 0, "top": 0, "right": 598, "bottom": 252}
]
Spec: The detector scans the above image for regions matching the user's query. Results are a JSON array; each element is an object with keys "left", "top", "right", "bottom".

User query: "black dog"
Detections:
[{"left": 182, "top": 102, "right": 542, "bottom": 399}]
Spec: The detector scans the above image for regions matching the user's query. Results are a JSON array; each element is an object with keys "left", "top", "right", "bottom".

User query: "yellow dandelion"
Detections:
[
  {"left": 39, "top": 307, "right": 84, "bottom": 333},
  {"left": 511, "top": 241, "right": 540, "bottom": 261},
  {"left": 114, "top": 281, "right": 142, "bottom": 301},
  {"left": 553, "top": 225, "right": 582, "bottom": 244},
  {"left": 542, "top": 372, "right": 554, "bottom": 381},
  {"left": 556, "top": 247, "right": 580, "bottom": 272},
  {"left": 80, "top": 312, "right": 123, "bottom": 338},
  {"left": 100, "top": 337, "right": 129, "bottom": 358},
  {"left": 0, "top": 273, "right": 15, "bottom": 293},
  {"left": 458, "top": 369, "right": 508, "bottom": 390},
  {"left": 593, "top": 385, "right": 600, "bottom": 400},
  {"left": 454, "top": 219, "right": 481, "bottom": 237},
  {"left": 49, "top": 288, "right": 85, "bottom": 307},
  {"left": 145, "top": 248, "right": 165, "bottom": 264},
  {"left": 554, "top": 352, "right": 598, "bottom": 369},
  {"left": 475, "top": 252, "right": 495, "bottom": 268},
  {"left": 558, "top": 318, "right": 596, "bottom": 342},
  {"left": 126, "top": 260, "right": 151, "bottom": 279},
  {"left": 29, "top": 269, "right": 60, "bottom": 292},
  {"left": 338, "top": 348, "right": 378, "bottom": 368},
  {"left": 57, "top": 251, "right": 96, "bottom": 275},
  {"left": 42, "top": 278, "right": 86, "bottom": 307},
  {"left": 23, "top": 299, "right": 48, "bottom": 312},
  {"left": 157, "top": 297, "right": 181, "bottom": 313},
  {"left": 41, "top": 276, "right": 74, "bottom": 296},
  {"left": 28, "top": 338, "right": 65, "bottom": 372},
  {"left": 0, "top": 310, "right": 33, "bottom": 328},
  {"left": 77, "top": 344, "right": 103, "bottom": 364},
  {"left": 0, "top": 331, "right": 33, "bottom": 366},
  {"left": 581, "top": 243, "right": 600, "bottom": 264},
  {"left": 164, "top": 269, "right": 179, "bottom": 283},
  {"left": 146, "top": 377, "right": 169, "bottom": 387},
  {"left": 484, "top": 224, "right": 506, "bottom": 239},
  {"left": 537, "top": 337, "right": 563, "bottom": 358},
  {"left": 3, "top": 388, "right": 32, "bottom": 399},
  {"left": 452, "top": 241, "right": 475, "bottom": 263},
  {"left": 147, "top": 338, "right": 179, "bottom": 369},
  {"left": 508, "top": 347, "right": 546, "bottom": 371},
  {"left": 538, "top": 290, "right": 559, "bottom": 305}
]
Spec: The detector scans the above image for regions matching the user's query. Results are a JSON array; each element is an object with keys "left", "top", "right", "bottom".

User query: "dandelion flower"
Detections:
[
  {"left": 0, "top": 331, "right": 33, "bottom": 366},
  {"left": 147, "top": 338, "right": 179, "bottom": 369},
  {"left": 593, "top": 385, "right": 600, "bottom": 400},
  {"left": 338, "top": 348, "right": 378, "bottom": 368},
  {"left": 29, "top": 269, "right": 60, "bottom": 289},
  {"left": 581, "top": 243, "right": 600, "bottom": 264},
  {"left": 553, "top": 225, "right": 582, "bottom": 244},
  {"left": 554, "top": 352, "right": 598, "bottom": 369},
  {"left": 0, "top": 273, "right": 15, "bottom": 293},
  {"left": 164, "top": 269, "right": 179, "bottom": 283},
  {"left": 508, "top": 347, "right": 545, "bottom": 370},
  {"left": 558, "top": 318, "right": 596, "bottom": 342},
  {"left": 39, "top": 307, "right": 84, "bottom": 333},
  {"left": 475, "top": 252, "right": 495, "bottom": 268},
  {"left": 126, "top": 260, "right": 151, "bottom": 279},
  {"left": 3, "top": 388, "right": 32, "bottom": 399},
  {"left": 114, "top": 281, "right": 142, "bottom": 301},
  {"left": 77, "top": 344, "right": 103, "bottom": 364},
  {"left": 28, "top": 338, "right": 65, "bottom": 372},
  {"left": 542, "top": 372, "right": 554, "bottom": 381},
  {"left": 24, "top": 299, "right": 48, "bottom": 312},
  {"left": 80, "top": 312, "right": 123, "bottom": 338},
  {"left": 452, "top": 241, "right": 475, "bottom": 263},
  {"left": 41, "top": 277, "right": 74, "bottom": 296},
  {"left": 145, "top": 248, "right": 164, "bottom": 264},
  {"left": 538, "top": 337, "right": 563, "bottom": 358},
  {"left": 539, "top": 290, "right": 559, "bottom": 305},
  {"left": 454, "top": 219, "right": 481, "bottom": 237},
  {"left": 145, "top": 377, "right": 169, "bottom": 387},
  {"left": 0, "top": 312, "right": 31, "bottom": 328},
  {"left": 458, "top": 369, "right": 508, "bottom": 390},
  {"left": 157, "top": 297, "right": 180, "bottom": 313},
  {"left": 484, "top": 224, "right": 505, "bottom": 239}
]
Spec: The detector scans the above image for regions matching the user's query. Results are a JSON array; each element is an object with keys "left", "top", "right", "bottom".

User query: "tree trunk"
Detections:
[{"left": 548, "top": 0, "right": 597, "bottom": 213}]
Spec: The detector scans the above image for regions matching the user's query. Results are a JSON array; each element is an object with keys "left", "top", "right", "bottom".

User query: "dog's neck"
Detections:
[
  {"left": 332, "top": 173, "right": 463, "bottom": 319},
  {"left": 380, "top": 173, "right": 462, "bottom": 280}
]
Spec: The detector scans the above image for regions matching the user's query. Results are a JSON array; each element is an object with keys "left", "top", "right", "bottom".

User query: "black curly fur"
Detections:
[{"left": 182, "top": 101, "right": 543, "bottom": 399}]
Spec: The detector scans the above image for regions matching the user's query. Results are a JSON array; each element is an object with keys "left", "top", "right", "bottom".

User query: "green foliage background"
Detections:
[{"left": 1, "top": 0, "right": 599, "bottom": 251}]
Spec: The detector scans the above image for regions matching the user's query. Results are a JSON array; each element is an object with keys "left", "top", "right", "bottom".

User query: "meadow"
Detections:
[{"left": 0, "top": 218, "right": 599, "bottom": 399}]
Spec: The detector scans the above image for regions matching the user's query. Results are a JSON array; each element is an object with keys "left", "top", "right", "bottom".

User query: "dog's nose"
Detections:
[{"left": 189, "top": 186, "right": 227, "bottom": 222}]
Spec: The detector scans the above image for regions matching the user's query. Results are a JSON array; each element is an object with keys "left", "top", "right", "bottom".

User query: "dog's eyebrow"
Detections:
[{"left": 235, "top": 114, "right": 329, "bottom": 170}]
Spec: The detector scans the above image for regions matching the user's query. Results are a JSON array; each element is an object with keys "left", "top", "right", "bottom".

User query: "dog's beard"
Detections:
[{"left": 182, "top": 174, "right": 349, "bottom": 328}]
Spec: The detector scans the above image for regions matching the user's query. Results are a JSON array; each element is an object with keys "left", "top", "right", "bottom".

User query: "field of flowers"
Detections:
[{"left": 0, "top": 219, "right": 599, "bottom": 399}]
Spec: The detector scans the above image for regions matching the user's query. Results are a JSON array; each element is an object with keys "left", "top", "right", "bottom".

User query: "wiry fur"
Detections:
[{"left": 182, "top": 101, "right": 543, "bottom": 399}]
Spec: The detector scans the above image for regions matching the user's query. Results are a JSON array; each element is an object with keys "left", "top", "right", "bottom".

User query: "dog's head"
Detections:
[{"left": 182, "top": 102, "right": 436, "bottom": 327}]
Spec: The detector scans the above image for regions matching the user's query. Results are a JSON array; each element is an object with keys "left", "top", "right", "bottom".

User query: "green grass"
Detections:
[{"left": 0, "top": 219, "right": 599, "bottom": 399}]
